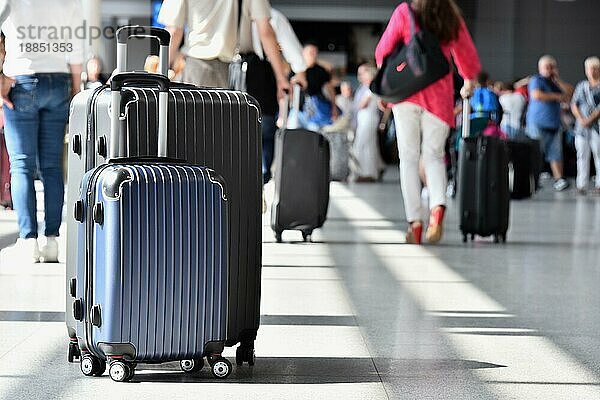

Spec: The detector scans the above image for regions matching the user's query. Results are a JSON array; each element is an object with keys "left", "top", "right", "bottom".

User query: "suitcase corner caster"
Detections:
[
  {"left": 80, "top": 354, "right": 106, "bottom": 377},
  {"left": 68, "top": 341, "right": 81, "bottom": 363},
  {"left": 180, "top": 358, "right": 204, "bottom": 373},
  {"left": 236, "top": 346, "right": 256, "bottom": 366},
  {"left": 207, "top": 355, "right": 232, "bottom": 379},
  {"left": 274, "top": 231, "right": 283, "bottom": 243},
  {"left": 108, "top": 360, "right": 135, "bottom": 382},
  {"left": 493, "top": 235, "right": 500, "bottom": 243},
  {"left": 302, "top": 231, "right": 312, "bottom": 243}
]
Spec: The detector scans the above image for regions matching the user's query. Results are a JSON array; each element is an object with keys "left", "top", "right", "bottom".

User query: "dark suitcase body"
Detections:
[
  {"left": 0, "top": 129, "right": 12, "bottom": 209},
  {"left": 271, "top": 128, "right": 330, "bottom": 242},
  {"left": 458, "top": 135, "right": 510, "bottom": 243},
  {"left": 507, "top": 139, "right": 539, "bottom": 199},
  {"left": 71, "top": 70, "right": 234, "bottom": 381}
]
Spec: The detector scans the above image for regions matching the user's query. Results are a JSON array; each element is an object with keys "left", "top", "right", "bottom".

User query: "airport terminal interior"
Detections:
[{"left": 1, "top": 0, "right": 600, "bottom": 399}]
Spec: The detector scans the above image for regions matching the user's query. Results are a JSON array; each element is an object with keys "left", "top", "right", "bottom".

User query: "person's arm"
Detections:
[
  {"left": 531, "top": 88, "right": 563, "bottom": 102},
  {"left": 157, "top": 0, "right": 186, "bottom": 66},
  {"left": 375, "top": 3, "right": 406, "bottom": 67},
  {"left": 165, "top": 26, "right": 184, "bottom": 67},
  {"left": 69, "top": 64, "right": 82, "bottom": 96},
  {"left": 255, "top": 16, "right": 289, "bottom": 100},
  {"left": 553, "top": 76, "right": 574, "bottom": 102},
  {"left": 358, "top": 92, "right": 372, "bottom": 110},
  {"left": 0, "top": 30, "right": 13, "bottom": 109},
  {"left": 571, "top": 85, "right": 600, "bottom": 128},
  {"left": 270, "top": 10, "right": 306, "bottom": 77},
  {"left": 450, "top": 19, "right": 481, "bottom": 98}
]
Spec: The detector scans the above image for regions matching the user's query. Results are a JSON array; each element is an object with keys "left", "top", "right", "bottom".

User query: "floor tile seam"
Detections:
[{"left": 0, "top": 326, "right": 40, "bottom": 361}]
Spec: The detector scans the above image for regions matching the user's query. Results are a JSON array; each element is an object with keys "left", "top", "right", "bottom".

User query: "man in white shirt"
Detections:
[
  {"left": 0, "top": 0, "right": 83, "bottom": 263},
  {"left": 159, "top": 0, "right": 289, "bottom": 99}
]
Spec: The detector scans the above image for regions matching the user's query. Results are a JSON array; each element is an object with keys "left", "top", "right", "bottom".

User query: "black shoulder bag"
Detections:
[{"left": 370, "top": 6, "right": 450, "bottom": 103}]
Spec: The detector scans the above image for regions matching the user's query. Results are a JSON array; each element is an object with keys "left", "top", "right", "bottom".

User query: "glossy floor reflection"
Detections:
[{"left": 1, "top": 170, "right": 600, "bottom": 399}]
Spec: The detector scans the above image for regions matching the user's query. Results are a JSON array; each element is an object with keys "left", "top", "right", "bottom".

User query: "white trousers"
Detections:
[
  {"left": 575, "top": 131, "right": 600, "bottom": 189},
  {"left": 392, "top": 103, "right": 450, "bottom": 222}
]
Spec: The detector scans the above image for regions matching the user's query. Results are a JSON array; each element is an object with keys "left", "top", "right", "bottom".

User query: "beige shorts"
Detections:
[{"left": 182, "top": 57, "right": 230, "bottom": 89}]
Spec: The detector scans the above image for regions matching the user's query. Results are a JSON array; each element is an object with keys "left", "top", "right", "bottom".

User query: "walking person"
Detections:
[
  {"left": 375, "top": 0, "right": 480, "bottom": 244},
  {"left": 526, "top": 55, "right": 573, "bottom": 191},
  {"left": 571, "top": 56, "right": 600, "bottom": 194},
  {"left": 351, "top": 63, "right": 385, "bottom": 182},
  {"left": 0, "top": 0, "right": 83, "bottom": 263}
]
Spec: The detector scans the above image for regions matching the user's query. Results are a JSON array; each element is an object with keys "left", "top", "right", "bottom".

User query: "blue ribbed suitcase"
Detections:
[{"left": 71, "top": 72, "right": 232, "bottom": 382}]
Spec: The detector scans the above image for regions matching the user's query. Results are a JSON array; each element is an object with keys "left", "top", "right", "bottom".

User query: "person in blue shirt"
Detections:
[
  {"left": 470, "top": 71, "right": 502, "bottom": 125},
  {"left": 527, "top": 55, "right": 573, "bottom": 191}
]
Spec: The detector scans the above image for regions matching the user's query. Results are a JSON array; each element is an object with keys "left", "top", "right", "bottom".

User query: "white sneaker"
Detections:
[
  {"left": 40, "top": 236, "right": 59, "bottom": 263},
  {"left": 1, "top": 238, "right": 40, "bottom": 264},
  {"left": 553, "top": 178, "right": 569, "bottom": 192}
]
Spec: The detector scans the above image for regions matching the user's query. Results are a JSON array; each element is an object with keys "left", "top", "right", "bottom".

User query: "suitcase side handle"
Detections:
[
  {"left": 110, "top": 73, "right": 170, "bottom": 159},
  {"left": 116, "top": 26, "right": 170, "bottom": 77}
]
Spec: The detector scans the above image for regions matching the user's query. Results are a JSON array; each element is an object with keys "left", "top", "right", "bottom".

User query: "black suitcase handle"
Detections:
[
  {"left": 110, "top": 73, "right": 170, "bottom": 159},
  {"left": 116, "top": 26, "right": 170, "bottom": 46},
  {"left": 116, "top": 26, "right": 170, "bottom": 77},
  {"left": 111, "top": 73, "right": 170, "bottom": 92}
]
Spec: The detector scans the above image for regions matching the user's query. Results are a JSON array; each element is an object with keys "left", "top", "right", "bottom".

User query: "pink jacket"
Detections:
[{"left": 375, "top": 2, "right": 481, "bottom": 127}]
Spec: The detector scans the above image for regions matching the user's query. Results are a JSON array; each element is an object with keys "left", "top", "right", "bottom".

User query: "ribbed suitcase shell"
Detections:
[
  {"left": 458, "top": 136, "right": 510, "bottom": 240},
  {"left": 271, "top": 129, "right": 330, "bottom": 237},
  {"left": 75, "top": 163, "right": 228, "bottom": 361},
  {"left": 67, "top": 85, "right": 262, "bottom": 348}
]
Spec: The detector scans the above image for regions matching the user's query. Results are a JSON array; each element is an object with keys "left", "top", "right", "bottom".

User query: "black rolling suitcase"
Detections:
[
  {"left": 507, "top": 139, "right": 540, "bottom": 199},
  {"left": 66, "top": 26, "right": 262, "bottom": 366},
  {"left": 458, "top": 99, "right": 510, "bottom": 243},
  {"left": 271, "top": 87, "right": 330, "bottom": 243}
]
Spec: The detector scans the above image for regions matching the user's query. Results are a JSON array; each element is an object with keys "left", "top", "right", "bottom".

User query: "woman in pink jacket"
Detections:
[{"left": 375, "top": 0, "right": 480, "bottom": 244}]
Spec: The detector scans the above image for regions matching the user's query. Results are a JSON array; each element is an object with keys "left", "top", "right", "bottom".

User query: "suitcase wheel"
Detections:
[
  {"left": 462, "top": 234, "right": 467, "bottom": 243},
  {"left": 236, "top": 346, "right": 256, "bottom": 366},
  {"left": 81, "top": 354, "right": 106, "bottom": 377},
  {"left": 180, "top": 358, "right": 204, "bottom": 373},
  {"left": 210, "top": 357, "right": 232, "bottom": 379},
  {"left": 274, "top": 231, "right": 283, "bottom": 243},
  {"left": 302, "top": 231, "right": 312, "bottom": 243},
  {"left": 109, "top": 360, "right": 135, "bottom": 382}
]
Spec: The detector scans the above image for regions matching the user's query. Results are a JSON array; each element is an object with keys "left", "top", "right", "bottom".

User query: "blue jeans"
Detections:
[
  {"left": 262, "top": 114, "right": 277, "bottom": 184},
  {"left": 527, "top": 124, "right": 562, "bottom": 163},
  {"left": 4, "top": 74, "right": 70, "bottom": 239}
]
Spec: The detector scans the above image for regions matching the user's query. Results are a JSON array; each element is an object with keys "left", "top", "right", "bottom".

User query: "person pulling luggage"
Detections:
[{"left": 375, "top": 0, "right": 481, "bottom": 245}]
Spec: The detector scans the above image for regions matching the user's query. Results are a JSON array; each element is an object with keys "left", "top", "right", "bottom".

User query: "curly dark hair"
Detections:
[{"left": 412, "top": 0, "right": 462, "bottom": 44}]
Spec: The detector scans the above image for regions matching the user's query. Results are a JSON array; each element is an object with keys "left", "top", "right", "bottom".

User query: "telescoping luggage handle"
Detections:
[
  {"left": 116, "top": 26, "right": 170, "bottom": 77},
  {"left": 462, "top": 97, "right": 471, "bottom": 139},
  {"left": 281, "top": 84, "right": 302, "bottom": 129},
  {"left": 110, "top": 73, "right": 170, "bottom": 159}
]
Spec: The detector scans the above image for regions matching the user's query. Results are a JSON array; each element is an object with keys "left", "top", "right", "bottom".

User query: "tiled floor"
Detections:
[{"left": 1, "top": 170, "right": 600, "bottom": 399}]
